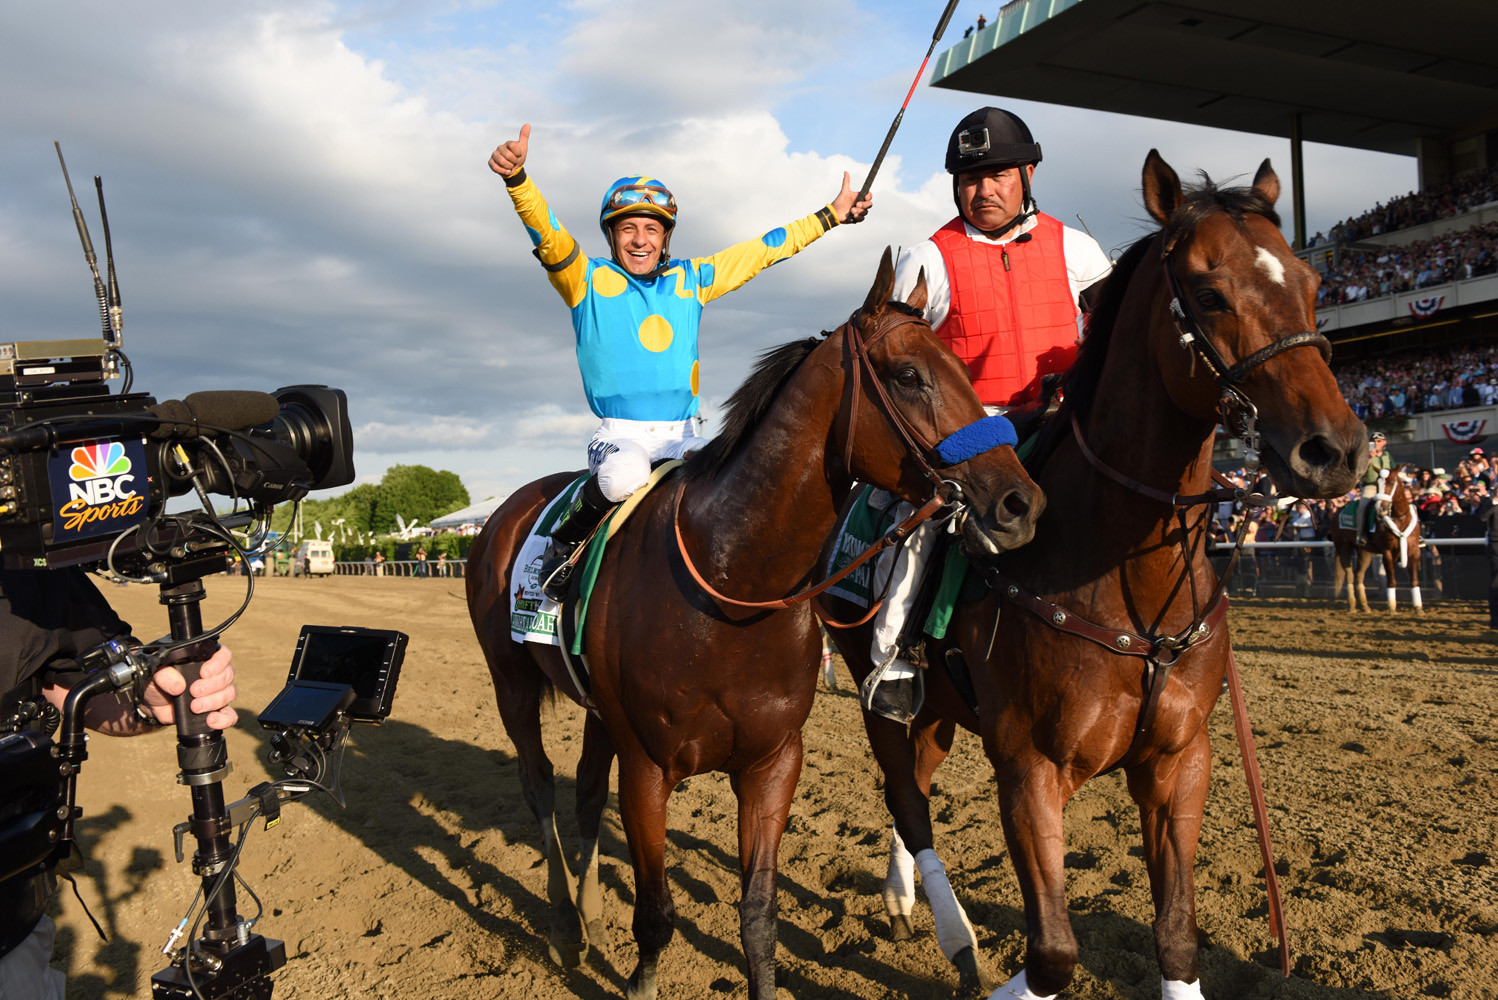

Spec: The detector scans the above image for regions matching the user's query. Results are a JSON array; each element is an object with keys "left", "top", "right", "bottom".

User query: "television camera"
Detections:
[{"left": 0, "top": 145, "right": 401, "bottom": 999}]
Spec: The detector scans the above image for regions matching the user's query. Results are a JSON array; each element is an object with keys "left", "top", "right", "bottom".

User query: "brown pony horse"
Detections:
[
  {"left": 822, "top": 153, "right": 1366, "bottom": 998},
  {"left": 1330, "top": 464, "right": 1424, "bottom": 613},
  {"left": 466, "top": 252, "right": 1043, "bottom": 1000}
]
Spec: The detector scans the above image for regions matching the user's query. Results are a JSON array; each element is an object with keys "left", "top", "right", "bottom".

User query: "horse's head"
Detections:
[
  {"left": 1140, "top": 150, "right": 1367, "bottom": 499},
  {"left": 835, "top": 248, "right": 1044, "bottom": 558}
]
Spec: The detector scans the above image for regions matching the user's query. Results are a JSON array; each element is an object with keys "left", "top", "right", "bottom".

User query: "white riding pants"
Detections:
[
  {"left": 587, "top": 417, "right": 709, "bottom": 503},
  {"left": 869, "top": 405, "right": 1003, "bottom": 671}
]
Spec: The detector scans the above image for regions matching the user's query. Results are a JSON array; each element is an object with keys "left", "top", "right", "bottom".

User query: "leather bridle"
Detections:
[
  {"left": 672, "top": 306, "right": 996, "bottom": 614},
  {"left": 1160, "top": 242, "right": 1331, "bottom": 460}
]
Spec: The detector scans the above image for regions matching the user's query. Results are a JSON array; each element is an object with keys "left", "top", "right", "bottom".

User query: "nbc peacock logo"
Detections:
[{"left": 70, "top": 442, "right": 131, "bottom": 483}]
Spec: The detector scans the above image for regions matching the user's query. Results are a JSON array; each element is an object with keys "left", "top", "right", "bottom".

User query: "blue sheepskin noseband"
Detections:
[{"left": 935, "top": 414, "right": 1018, "bottom": 466}]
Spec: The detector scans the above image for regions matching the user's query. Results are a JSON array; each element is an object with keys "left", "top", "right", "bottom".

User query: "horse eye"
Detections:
[
  {"left": 894, "top": 368, "right": 921, "bottom": 388},
  {"left": 1195, "top": 288, "right": 1226, "bottom": 311}
]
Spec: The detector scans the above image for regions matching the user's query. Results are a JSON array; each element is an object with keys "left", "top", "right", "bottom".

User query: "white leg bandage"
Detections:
[
  {"left": 883, "top": 826, "right": 916, "bottom": 920},
  {"left": 914, "top": 849, "right": 979, "bottom": 961},
  {"left": 1161, "top": 977, "right": 1204, "bottom": 999},
  {"left": 1386, "top": 586, "right": 1397, "bottom": 611},
  {"left": 988, "top": 969, "right": 1055, "bottom": 999},
  {"left": 1412, "top": 586, "right": 1423, "bottom": 609}
]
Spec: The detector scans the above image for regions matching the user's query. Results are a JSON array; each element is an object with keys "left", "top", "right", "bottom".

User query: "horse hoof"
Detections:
[
  {"left": 952, "top": 945, "right": 990, "bottom": 997},
  {"left": 889, "top": 912, "right": 916, "bottom": 942},
  {"left": 548, "top": 939, "right": 586, "bottom": 969},
  {"left": 625, "top": 966, "right": 658, "bottom": 1000}
]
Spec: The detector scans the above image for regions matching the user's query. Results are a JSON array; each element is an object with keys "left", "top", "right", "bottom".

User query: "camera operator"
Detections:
[{"left": 0, "top": 567, "right": 237, "bottom": 999}]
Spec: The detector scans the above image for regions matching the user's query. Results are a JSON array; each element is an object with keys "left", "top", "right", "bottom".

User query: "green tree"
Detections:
[{"left": 367, "top": 465, "right": 469, "bottom": 535}]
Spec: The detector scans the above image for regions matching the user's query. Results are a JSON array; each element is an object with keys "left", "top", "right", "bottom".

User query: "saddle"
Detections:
[{"left": 1008, "top": 372, "right": 1065, "bottom": 468}]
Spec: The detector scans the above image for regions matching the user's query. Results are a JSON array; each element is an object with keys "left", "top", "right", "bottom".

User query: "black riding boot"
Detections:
[{"left": 540, "top": 475, "right": 615, "bottom": 601}]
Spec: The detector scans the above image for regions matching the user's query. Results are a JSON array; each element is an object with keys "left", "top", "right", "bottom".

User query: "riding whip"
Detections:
[{"left": 857, "top": 0, "right": 962, "bottom": 203}]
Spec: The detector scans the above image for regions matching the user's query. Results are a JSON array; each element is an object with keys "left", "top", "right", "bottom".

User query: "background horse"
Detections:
[
  {"left": 823, "top": 153, "right": 1365, "bottom": 998},
  {"left": 466, "top": 252, "right": 1043, "bottom": 1000},
  {"left": 1330, "top": 464, "right": 1423, "bottom": 613}
]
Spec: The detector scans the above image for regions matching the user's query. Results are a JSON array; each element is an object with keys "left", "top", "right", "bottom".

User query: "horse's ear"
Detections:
[
  {"left": 1141, "top": 149, "right": 1183, "bottom": 226},
  {"left": 1252, "top": 158, "right": 1281, "bottom": 206},
  {"left": 906, "top": 266, "right": 929, "bottom": 313},
  {"left": 863, "top": 246, "right": 896, "bottom": 316}
]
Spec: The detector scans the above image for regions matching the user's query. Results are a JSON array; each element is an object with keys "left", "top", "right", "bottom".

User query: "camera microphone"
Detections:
[
  {"left": 1012, "top": 233, "right": 1033, "bottom": 243},
  {"left": 146, "top": 391, "right": 279, "bottom": 440}
]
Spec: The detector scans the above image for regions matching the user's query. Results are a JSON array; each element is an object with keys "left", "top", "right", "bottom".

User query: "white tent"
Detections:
[{"left": 430, "top": 495, "right": 508, "bottom": 530}]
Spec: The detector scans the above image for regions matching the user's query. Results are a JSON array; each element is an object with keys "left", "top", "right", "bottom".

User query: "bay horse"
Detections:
[
  {"left": 1330, "top": 464, "right": 1423, "bottom": 613},
  {"left": 466, "top": 251, "right": 1043, "bottom": 1000},
  {"left": 822, "top": 153, "right": 1366, "bottom": 998}
]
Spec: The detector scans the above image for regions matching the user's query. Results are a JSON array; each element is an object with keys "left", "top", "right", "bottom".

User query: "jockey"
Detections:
[
  {"left": 1355, "top": 430, "right": 1393, "bottom": 548},
  {"left": 488, "top": 124, "right": 872, "bottom": 599},
  {"left": 863, "top": 107, "right": 1113, "bottom": 723}
]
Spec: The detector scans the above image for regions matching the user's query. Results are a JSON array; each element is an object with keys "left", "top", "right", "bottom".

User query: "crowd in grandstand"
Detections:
[
  {"left": 1316, "top": 222, "right": 1498, "bottom": 307},
  {"left": 1331, "top": 341, "right": 1498, "bottom": 419},
  {"left": 1307, "top": 162, "right": 1498, "bottom": 247}
]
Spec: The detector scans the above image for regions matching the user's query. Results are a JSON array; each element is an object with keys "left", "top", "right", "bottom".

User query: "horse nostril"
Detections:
[
  {"left": 1295, "top": 435, "right": 1337, "bottom": 472},
  {"left": 1002, "top": 489, "right": 1032, "bottom": 521}
]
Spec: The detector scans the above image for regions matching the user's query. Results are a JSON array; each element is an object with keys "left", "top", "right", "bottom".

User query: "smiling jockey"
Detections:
[
  {"left": 862, "top": 107, "right": 1113, "bottom": 723},
  {"left": 489, "top": 124, "right": 872, "bottom": 599}
]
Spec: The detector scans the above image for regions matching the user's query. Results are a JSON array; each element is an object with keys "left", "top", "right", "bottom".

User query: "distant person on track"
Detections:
[
  {"left": 1477, "top": 485, "right": 1498, "bottom": 629},
  {"left": 1355, "top": 431, "right": 1393, "bottom": 548},
  {"left": 488, "top": 123, "right": 872, "bottom": 600}
]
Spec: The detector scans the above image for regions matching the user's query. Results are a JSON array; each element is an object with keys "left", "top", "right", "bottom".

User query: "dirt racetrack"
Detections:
[{"left": 48, "top": 576, "right": 1498, "bottom": 1000}]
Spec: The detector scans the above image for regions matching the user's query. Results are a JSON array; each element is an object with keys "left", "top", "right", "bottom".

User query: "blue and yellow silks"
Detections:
[{"left": 504, "top": 169, "right": 841, "bottom": 421}]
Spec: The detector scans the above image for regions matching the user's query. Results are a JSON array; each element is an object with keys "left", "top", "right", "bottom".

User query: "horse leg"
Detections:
[
  {"left": 616, "top": 759, "right": 676, "bottom": 1000},
  {"left": 730, "top": 732, "right": 804, "bottom": 1000},
  {"left": 489, "top": 654, "right": 585, "bottom": 967},
  {"left": 1125, "top": 731, "right": 1212, "bottom": 998},
  {"left": 575, "top": 712, "right": 617, "bottom": 954},
  {"left": 908, "top": 716, "right": 987, "bottom": 994},
  {"left": 1410, "top": 541, "right": 1423, "bottom": 613},
  {"left": 1355, "top": 550, "right": 1372, "bottom": 612},
  {"left": 990, "top": 755, "right": 1077, "bottom": 998},
  {"left": 866, "top": 713, "right": 938, "bottom": 941},
  {"left": 1384, "top": 549, "right": 1398, "bottom": 612}
]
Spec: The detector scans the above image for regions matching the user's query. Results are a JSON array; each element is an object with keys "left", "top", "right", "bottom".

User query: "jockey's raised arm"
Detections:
[{"left": 487, "top": 123, "right": 872, "bottom": 599}]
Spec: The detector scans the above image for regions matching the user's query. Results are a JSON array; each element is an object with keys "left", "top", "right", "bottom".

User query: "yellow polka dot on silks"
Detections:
[
  {"left": 638, "top": 315, "right": 673, "bottom": 352},
  {"left": 593, "top": 267, "right": 626, "bottom": 298},
  {"left": 690, "top": 360, "right": 700, "bottom": 396}
]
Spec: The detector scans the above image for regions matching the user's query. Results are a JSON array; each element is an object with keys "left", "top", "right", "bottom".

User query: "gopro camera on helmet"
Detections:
[{"left": 956, "top": 126, "right": 991, "bottom": 159}]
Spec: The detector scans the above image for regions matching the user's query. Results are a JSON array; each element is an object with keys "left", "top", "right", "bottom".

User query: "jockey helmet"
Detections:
[
  {"left": 945, "top": 107, "right": 1042, "bottom": 175},
  {"left": 1370, "top": 431, "right": 1387, "bottom": 442},
  {"left": 600, "top": 176, "right": 677, "bottom": 233}
]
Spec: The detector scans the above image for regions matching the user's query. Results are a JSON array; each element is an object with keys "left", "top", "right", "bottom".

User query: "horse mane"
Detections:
[
  {"left": 682, "top": 302, "right": 925, "bottom": 483},
  {"left": 682, "top": 335, "right": 822, "bottom": 482},
  {"left": 1057, "top": 172, "right": 1282, "bottom": 428}
]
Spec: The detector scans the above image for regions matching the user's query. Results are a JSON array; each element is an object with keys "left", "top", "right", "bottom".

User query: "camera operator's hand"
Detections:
[
  {"left": 488, "top": 123, "right": 530, "bottom": 179},
  {"left": 141, "top": 644, "right": 238, "bottom": 731}
]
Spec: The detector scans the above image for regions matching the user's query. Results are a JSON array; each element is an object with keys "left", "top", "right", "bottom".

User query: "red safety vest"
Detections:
[{"left": 931, "top": 212, "right": 1079, "bottom": 407}]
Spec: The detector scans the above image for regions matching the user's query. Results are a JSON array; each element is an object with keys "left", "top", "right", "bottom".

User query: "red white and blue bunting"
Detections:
[
  {"left": 1409, "top": 295, "right": 1445, "bottom": 318},
  {"left": 1441, "top": 418, "right": 1487, "bottom": 444}
]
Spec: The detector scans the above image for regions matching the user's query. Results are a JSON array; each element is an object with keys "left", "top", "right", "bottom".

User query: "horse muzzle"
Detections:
[
  {"left": 1260, "top": 421, "right": 1366, "bottom": 499},
  {"left": 958, "top": 478, "right": 1043, "bottom": 561}
]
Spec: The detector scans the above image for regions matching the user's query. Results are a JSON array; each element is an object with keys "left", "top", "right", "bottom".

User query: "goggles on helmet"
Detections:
[
  {"left": 1370, "top": 432, "right": 1387, "bottom": 441},
  {"left": 599, "top": 177, "right": 678, "bottom": 233}
]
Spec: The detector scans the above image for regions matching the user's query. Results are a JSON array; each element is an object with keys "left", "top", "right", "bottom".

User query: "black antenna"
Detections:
[
  {"left": 95, "top": 175, "right": 122, "bottom": 347},
  {"left": 54, "top": 141, "right": 113, "bottom": 346}
]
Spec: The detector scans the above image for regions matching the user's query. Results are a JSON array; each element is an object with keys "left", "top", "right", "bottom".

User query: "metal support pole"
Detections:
[{"left": 1290, "top": 112, "right": 1307, "bottom": 250}]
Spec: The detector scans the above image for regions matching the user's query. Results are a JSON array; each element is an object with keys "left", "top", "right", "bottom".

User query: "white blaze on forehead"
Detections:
[{"left": 1255, "top": 246, "right": 1286, "bottom": 285}]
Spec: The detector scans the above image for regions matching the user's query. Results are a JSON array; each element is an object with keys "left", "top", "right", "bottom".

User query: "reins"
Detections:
[{"left": 670, "top": 308, "right": 969, "bottom": 620}]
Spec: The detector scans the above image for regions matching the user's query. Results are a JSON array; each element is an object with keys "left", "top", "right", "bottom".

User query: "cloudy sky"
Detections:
[{"left": 1, "top": 0, "right": 1414, "bottom": 505}]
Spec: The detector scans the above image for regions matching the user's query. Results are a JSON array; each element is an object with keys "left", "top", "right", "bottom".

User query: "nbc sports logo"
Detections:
[{"left": 47, "top": 437, "right": 150, "bottom": 541}]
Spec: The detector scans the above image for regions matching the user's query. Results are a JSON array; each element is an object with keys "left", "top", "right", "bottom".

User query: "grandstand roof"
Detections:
[
  {"left": 932, "top": 0, "right": 1498, "bottom": 156},
  {"left": 430, "top": 495, "right": 506, "bottom": 529}
]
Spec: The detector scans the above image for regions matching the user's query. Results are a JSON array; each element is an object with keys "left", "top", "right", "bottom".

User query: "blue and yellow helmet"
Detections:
[{"left": 599, "top": 176, "right": 677, "bottom": 234}]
